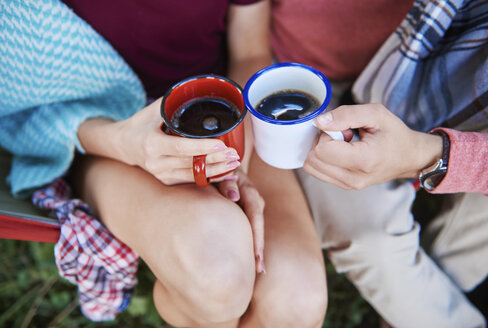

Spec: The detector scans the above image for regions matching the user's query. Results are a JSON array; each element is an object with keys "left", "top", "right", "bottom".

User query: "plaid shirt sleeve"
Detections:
[
  {"left": 32, "top": 179, "right": 139, "bottom": 321},
  {"left": 353, "top": 0, "right": 488, "bottom": 132}
]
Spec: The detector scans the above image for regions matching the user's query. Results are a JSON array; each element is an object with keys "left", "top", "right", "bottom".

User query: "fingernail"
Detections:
[
  {"left": 227, "top": 189, "right": 239, "bottom": 201},
  {"left": 317, "top": 112, "right": 333, "bottom": 126},
  {"left": 225, "top": 150, "right": 240, "bottom": 160},
  {"left": 224, "top": 175, "right": 239, "bottom": 181},
  {"left": 213, "top": 144, "right": 227, "bottom": 151},
  {"left": 226, "top": 160, "right": 241, "bottom": 169}
]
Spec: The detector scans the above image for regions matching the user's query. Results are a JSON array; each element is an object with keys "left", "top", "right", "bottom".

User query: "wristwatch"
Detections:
[{"left": 419, "top": 130, "right": 450, "bottom": 191}]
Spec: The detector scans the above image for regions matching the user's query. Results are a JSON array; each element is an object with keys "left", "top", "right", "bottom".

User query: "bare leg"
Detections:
[
  {"left": 239, "top": 153, "right": 328, "bottom": 328},
  {"left": 73, "top": 155, "right": 256, "bottom": 328}
]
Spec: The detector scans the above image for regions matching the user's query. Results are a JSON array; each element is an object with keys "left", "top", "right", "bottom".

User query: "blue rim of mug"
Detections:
[
  {"left": 243, "top": 62, "right": 332, "bottom": 125},
  {"left": 160, "top": 74, "right": 247, "bottom": 139}
]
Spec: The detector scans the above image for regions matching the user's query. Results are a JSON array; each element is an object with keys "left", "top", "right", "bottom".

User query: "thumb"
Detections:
[{"left": 315, "top": 104, "right": 381, "bottom": 132}]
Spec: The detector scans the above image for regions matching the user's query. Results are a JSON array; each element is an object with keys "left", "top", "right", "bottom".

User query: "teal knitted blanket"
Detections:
[{"left": 0, "top": 0, "right": 146, "bottom": 197}]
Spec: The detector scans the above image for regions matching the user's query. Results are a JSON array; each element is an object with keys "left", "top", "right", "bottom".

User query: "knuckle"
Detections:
[
  {"left": 307, "top": 148, "right": 319, "bottom": 161},
  {"left": 303, "top": 154, "right": 315, "bottom": 168},
  {"left": 354, "top": 181, "right": 368, "bottom": 190},
  {"left": 311, "top": 154, "right": 326, "bottom": 169},
  {"left": 302, "top": 161, "right": 321, "bottom": 177},
  {"left": 315, "top": 151, "right": 328, "bottom": 164},
  {"left": 143, "top": 158, "right": 155, "bottom": 171},
  {"left": 172, "top": 139, "right": 184, "bottom": 154},
  {"left": 161, "top": 179, "right": 173, "bottom": 185},
  {"left": 244, "top": 187, "right": 264, "bottom": 207},
  {"left": 157, "top": 168, "right": 176, "bottom": 185},
  {"left": 341, "top": 175, "right": 358, "bottom": 189},
  {"left": 361, "top": 161, "right": 375, "bottom": 174},
  {"left": 142, "top": 136, "right": 155, "bottom": 157},
  {"left": 252, "top": 192, "right": 265, "bottom": 210},
  {"left": 158, "top": 173, "right": 170, "bottom": 184},
  {"left": 160, "top": 175, "right": 176, "bottom": 185},
  {"left": 358, "top": 154, "right": 378, "bottom": 173},
  {"left": 341, "top": 176, "right": 353, "bottom": 188},
  {"left": 346, "top": 177, "right": 367, "bottom": 190}
]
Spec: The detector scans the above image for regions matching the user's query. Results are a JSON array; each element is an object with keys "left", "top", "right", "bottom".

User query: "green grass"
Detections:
[
  {"left": 0, "top": 240, "right": 165, "bottom": 328},
  {"left": 0, "top": 239, "right": 377, "bottom": 327}
]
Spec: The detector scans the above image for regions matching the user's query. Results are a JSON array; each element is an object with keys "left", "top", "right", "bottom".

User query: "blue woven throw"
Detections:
[{"left": 0, "top": 0, "right": 146, "bottom": 197}]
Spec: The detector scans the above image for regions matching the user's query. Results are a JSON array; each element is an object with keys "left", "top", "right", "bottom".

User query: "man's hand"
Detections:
[{"left": 304, "top": 104, "right": 443, "bottom": 190}]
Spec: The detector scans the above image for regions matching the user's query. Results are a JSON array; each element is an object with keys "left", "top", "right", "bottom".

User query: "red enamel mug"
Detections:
[{"left": 161, "top": 75, "right": 246, "bottom": 187}]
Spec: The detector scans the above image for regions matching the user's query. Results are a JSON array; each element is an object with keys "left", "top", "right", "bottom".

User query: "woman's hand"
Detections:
[
  {"left": 304, "top": 104, "right": 443, "bottom": 190},
  {"left": 78, "top": 98, "right": 241, "bottom": 185},
  {"left": 217, "top": 170, "right": 266, "bottom": 274}
]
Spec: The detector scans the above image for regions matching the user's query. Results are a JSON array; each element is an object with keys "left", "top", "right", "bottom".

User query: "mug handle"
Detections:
[
  {"left": 324, "top": 130, "right": 344, "bottom": 141},
  {"left": 193, "top": 155, "right": 210, "bottom": 187},
  {"left": 312, "top": 121, "right": 345, "bottom": 141}
]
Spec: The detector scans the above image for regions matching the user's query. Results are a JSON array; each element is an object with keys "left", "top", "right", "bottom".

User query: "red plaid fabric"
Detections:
[{"left": 32, "top": 179, "right": 139, "bottom": 321}]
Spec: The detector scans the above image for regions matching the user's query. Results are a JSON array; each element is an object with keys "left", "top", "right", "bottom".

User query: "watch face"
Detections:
[{"left": 422, "top": 170, "right": 447, "bottom": 191}]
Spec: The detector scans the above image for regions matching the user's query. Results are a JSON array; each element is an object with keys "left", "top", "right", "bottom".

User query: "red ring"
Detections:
[{"left": 193, "top": 155, "right": 210, "bottom": 187}]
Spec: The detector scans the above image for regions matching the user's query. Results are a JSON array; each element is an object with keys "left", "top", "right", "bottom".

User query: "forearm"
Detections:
[
  {"left": 226, "top": 0, "right": 272, "bottom": 88},
  {"left": 77, "top": 118, "right": 128, "bottom": 163},
  {"left": 226, "top": 0, "right": 272, "bottom": 173},
  {"left": 227, "top": 54, "right": 272, "bottom": 89}
]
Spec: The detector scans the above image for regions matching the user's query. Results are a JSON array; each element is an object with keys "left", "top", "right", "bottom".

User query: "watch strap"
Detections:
[
  {"left": 419, "top": 130, "right": 450, "bottom": 190},
  {"left": 433, "top": 129, "right": 450, "bottom": 168}
]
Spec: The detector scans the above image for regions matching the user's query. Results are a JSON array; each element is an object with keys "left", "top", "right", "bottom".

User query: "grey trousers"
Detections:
[{"left": 296, "top": 80, "right": 488, "bottom": 327}]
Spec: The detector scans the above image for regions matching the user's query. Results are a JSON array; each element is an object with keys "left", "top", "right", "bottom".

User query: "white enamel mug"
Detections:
[{"left": 243, "top": 62, "right": 343, "bottom": 169}]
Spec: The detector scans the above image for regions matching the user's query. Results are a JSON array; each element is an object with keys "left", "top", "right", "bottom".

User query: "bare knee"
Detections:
[
  {"left": 187, "top": 246, "right": 255, "bottom": 323},
  {"left": 255, "top": 258, "right": 328, "bottom": 327},
  {"left": 152, "top": 199, "right": 256, "bottom": 323},
  {"left": 270, "top": 272, "right": 327, "bottom": 327}
]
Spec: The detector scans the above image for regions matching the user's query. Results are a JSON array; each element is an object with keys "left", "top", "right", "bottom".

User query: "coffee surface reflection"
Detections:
[
  {"left": 172, "top": 97, "right": 240, "bottom": 136},
  {"left": 256, "top": 89, "right": 319, "bottom": 121}
]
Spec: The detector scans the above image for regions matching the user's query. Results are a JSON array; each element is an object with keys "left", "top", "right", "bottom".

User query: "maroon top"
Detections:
[
  {"left": 63, "top": 0, "right": 261, "bottom": 98},
  {"left": 271, "top": 0, "right": 414, "bottom": 79}
]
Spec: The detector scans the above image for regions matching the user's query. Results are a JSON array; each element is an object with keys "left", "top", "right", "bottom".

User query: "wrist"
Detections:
[
  {"left": 418, "top": 130, "right": 450, "bottom": 190},
  {"left": 78, "top": 117, "right": 123, "bottom": 160},
  {"left": 414, "top": 131, "right": 443, "bottom": 177}
]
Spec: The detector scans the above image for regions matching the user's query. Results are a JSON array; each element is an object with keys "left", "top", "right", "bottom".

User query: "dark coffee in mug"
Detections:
[
  {"left": 171, "top": 97, "right": 241, "bottom": 136},
  {"left": 256, "top": 89, "right": 320, "bottom": 121}
]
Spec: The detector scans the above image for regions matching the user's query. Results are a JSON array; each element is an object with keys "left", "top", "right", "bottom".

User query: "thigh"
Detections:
[
  {"left": 296, "top": 171, "right": 486, "bottom": 328},
  {"left": 296, "top": 169, "right": 417, "bottom": 248},
  {"left": 240, "top": 152, "right": 327, "bottom": 327},
  {"left": 423, "top": 192, "right": 488, "bottom": 291},
  {"left": 71, "top": 155, "right": 256, "bottom": 295}
]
